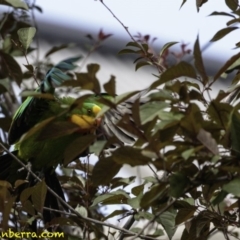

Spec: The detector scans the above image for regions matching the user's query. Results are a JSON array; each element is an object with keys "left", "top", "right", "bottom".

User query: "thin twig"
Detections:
[
  {"left": 99, "top": 0, "right": 135, "bottom": 42},
  {"left": 0, "top": 143, "right": 159, "bottom": 240},
  {"left": 129, "top": 198, "right": 176, "bottom": 240}
]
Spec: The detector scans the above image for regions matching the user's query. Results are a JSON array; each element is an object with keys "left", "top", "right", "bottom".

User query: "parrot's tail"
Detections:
[{"left": 0, "top": 151, "right": 66, "bottom": 228}]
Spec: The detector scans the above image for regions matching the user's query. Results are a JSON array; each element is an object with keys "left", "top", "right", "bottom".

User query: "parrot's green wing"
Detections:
[{"left": 8, "top": 57, "right": 81, "bottom": 144}]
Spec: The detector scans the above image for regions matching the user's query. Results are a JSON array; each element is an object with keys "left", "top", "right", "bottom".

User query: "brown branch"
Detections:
[{"left": 0, "top": 143, "right": 158, "bottom": 240}]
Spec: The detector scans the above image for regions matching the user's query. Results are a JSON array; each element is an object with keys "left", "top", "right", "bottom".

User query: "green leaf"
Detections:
[
  {"left": 193, "top": 36, "right": 208, "bottom": 85},
  {"left": 75, "top": 205, "right": 88, "bottom": 217},
  {"left": 126, "top": 41, "right": 142, "bottom": 48},
  {"left": 89, "top": 140, "right": 107, "bottom": 156},
  {"left": 140, "top": 183, "right": 168, "bottom": 208},
  {"left": 179, "top": 0, "right": 187, "bottom": 9},
  {"left": 22, "top": 200, "right": 35, "bottom": 216},
  {"left": 159, "top": 41, "right": 178, "bottom": 57},
  {"left": 45, "top": 43, "right": 75, "bottom": 57},
  {"left": 230, "top": 110, "right": 240, "bottom": 154},
  {"left": 4, "top": 0, "right": 28, "bottom": 9},
  {"left": 118, "top": 49, "right": 139, "bottom": 55},
  {"left": 227, "top": 18, "right": 240, "bottom": 26},
  {"left": 181, "top": 148, "right": 195, "bottom": 160},
  {"left": 196, "top": 0, "right": 208, "bottom": 11},
  {"left": 127, "top": 194, "right": 142, "bottom": 208},
  {"left": 135, "top": 61, "right": 150, "bottom": 71},
  {"left": 17, "top": 27, "right": 36, "bottom": 51},
  {"left": 91, "top": 190, "right": 130, "bottom": 207},
  {"left": 140, "top": 101, "right": 169, "bottom": 124},
  {"left": 214, "top": 52, "right": 240, "bottom": 81},
  {"left": 210, "top": 27, "right": 238, "bottom": 42},
  {"left": 208, "top": 11, "right": 236, "bottom": 18},
  {"left": 223, "top": 178, "right": 240, "bottom": 197},
  {"left": 131, "top": 184, "right": 144, "bottom": 196},
  {"left": 225, "top": 0, "right": 238, "bottom": 11},
  {"left": 0, "top": 50, "right": 23, "bottom": 86},
  {"left": 158, "top": 210, "right": 177, "bottom": 240},
  {"left": 151, "top": 61, "right": 197, "bottom": 88},
  {"left": 92, "top": 156, "right": 122, "bottom": 186},
  {"left": 197, "top": 128, "right": 219, "bottom": 155}
]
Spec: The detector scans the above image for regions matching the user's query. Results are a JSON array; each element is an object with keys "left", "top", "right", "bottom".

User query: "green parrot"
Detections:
[{"left": 0, "top": 57, "right": 136, "bottom": 224}]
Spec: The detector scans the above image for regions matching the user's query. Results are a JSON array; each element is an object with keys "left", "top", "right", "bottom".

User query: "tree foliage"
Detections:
[{"left": 0, "top": 0, "right": 240, "bottom": 239}]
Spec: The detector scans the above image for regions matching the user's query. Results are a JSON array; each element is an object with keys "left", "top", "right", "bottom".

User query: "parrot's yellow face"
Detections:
[{"left": 69, "top": 103, "right": 102, "bottom": 132}]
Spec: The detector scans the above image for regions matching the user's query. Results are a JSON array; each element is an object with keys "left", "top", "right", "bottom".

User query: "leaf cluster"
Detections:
[{"left": 1, "top": 1, "right": 240, "bottom": 240}]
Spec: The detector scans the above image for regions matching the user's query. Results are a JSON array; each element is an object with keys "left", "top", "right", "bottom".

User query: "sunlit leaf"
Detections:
[
  {"left": 197, "top": 128, "right": 219, "bottom": 155},
  {"left": 4, "top": 0, "right": 28, "bottom": 9},
  {"left": 223, "top": 178, "right": 240, "bottom": 197},
  {"left": 17, "top": 27, "right": 36, "bottom": 51},
  {"left": 158, "top": 210, "right": 177, "bottom": 240}
]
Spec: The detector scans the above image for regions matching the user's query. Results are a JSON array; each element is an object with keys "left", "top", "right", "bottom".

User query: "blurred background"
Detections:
[
  {"left": 32, "top": 0, "right": 237, "bottom": 94},
  {"left": 2, "top": 0, "right": 238, "bottom": 239}
]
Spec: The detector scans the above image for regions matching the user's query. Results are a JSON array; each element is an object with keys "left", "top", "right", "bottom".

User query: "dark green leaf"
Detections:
[
  {"left": 126, "top": 41, "right": 142, "bottom": 48},
  {"left": 45, "top": 43, "right": 75, "bottom": 57},
  {"left": 37, "top": 121, "right": 81, "bottom": 140},
  {"left": 64, "top": 134, "right": 95, "bottom": 166},
  {"left": 112, "top": 146, "right": 151, "bottom": 166},
  {"left": 0, "top": 50, "right": 23, "bottom": 86},
  {"left": 141, "top": 183, "right": 168, "bottom": 208},
  {"left": 131, "top": 184, "right": 144, "bottom": 196},
  {"left": 193, "top": 36, "right": 208, "bottom": 85},
  {"left": 230, "top": 110, "right": 240, "bottom": 153},
  {"left": 135, "top": 61, "right": 150, "bottom": 71},
  {"left": 92, "top": 156, "right": 122, "bottom": 186},
  {"left": 227, "top": 18, "right": 240, "bottom": 26},
  {"left": 31, "top": 181, "right": 47, "bottom": 213},
  {"left": 210, "top": 27, "right": 238, "bottom": 42},
  {"left": 180, "top": 0, "right": 187, "bottom": 9},
  {"left": 103, "top": 75, "right": 116, "bottom": 96},
  {"left": 225, "top": 0, "right": 238, "bottom": 11},
  {"left": 151, "top": 61, "right": 197, "bottom": 87},
  {"left": 169, "top": 172, "right": 189, "bottom": 198},
  {"left": 118, "top": 49, "right": 140, "bottom": 55},
  {"left": 175, "top": 207, "right": 197, "bottom": 225},
  {"left": 208, "top": 11, "right": 235, "bottom": 18},
  {"left": 214, "top": 52, "right": 240, "bottom": 81},
  {"left": 159, "top": 42, "right": 178, "bottom": 57}
]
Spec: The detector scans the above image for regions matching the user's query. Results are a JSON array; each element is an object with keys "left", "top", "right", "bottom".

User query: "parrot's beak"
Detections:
[{"left": 95, "top": 117, "right": 102, "bottom": 127}]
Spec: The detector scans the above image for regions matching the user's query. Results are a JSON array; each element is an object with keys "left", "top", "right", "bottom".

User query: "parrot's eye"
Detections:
[{"left": 87, "top": 109, "right": 92, "bottom": 115}]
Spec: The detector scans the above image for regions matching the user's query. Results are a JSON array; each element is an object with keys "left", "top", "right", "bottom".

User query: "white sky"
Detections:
[{"left": 35, "top": 0, "right": 239, "bottom": 61}]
